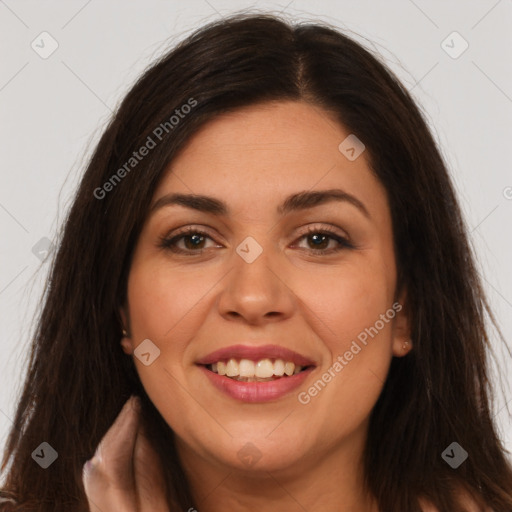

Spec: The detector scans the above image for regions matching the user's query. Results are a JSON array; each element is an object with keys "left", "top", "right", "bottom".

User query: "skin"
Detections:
[
  {"left": 82, "top": 396, "right": 168, "bottom": 512},
  {"left": 84, "top": 101, "right": 414, "bottom": 511}
]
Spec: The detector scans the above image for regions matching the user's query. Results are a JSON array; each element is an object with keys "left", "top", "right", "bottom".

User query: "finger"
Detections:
[
  {"left": 93, "top": 396, "right": 140, "bottom": 489},
  {"left": 133, "top": 420, "right": 169, "bottom": 512},
  {"left": 83, "top": 396, "right": 140, "bottom": 510}
]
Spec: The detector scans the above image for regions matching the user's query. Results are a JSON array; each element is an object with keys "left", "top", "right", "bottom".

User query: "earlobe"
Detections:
[
  {"left": 391, "top": 291, "right": 412, "bottom": 357},
  {"left": 120, "top": 336, "right": 134, "bottom": 355},
  {"left": 393, "top": 338, "right": 412, "bottom": 357}
]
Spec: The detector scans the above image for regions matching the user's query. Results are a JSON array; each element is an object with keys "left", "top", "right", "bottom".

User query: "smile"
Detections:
[
  {"left": 196, "top": 344, "right": 317, "bottom": 402},
  {"left": 207, "top": 358, "right": 307, "bottom": 381}
]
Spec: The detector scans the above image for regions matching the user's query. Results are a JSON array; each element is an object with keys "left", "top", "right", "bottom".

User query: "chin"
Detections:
[{"left": 212, "top": 435, "right": 308, "bottom": 474}]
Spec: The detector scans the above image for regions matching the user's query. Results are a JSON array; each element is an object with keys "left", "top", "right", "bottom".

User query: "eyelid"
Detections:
[
  {"left": 294, "top": 223, "right": 350, "bottom": 240},
  {"left": 161, "top": 224, "right": 223, "bottom": 242},
  {"left": 290, "top": 224, "right": 355, "bottom": 252},
  {"left": 157, "top": 225, "right": 222, "bottom": 250},
  {"left": 158, "top": 222, "right": 355, "bottom": 256},
  {"left": 162, "top": 222, "right": 349, "bottom": 242}
]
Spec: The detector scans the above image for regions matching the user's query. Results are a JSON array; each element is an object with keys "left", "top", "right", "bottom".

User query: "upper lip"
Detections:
[{"left": 196, "top": 344, "right": 316, "bottom": 367}]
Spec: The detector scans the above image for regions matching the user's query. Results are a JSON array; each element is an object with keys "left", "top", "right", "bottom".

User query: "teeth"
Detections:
[
  {"left": 225, "top": 359, "right": 238, "bottom": 377},
  {"left": 284, "top": 361, "right": 295, "bottom": 376},
  {"left": 273, "top": 359, "right": 285, "bottom": 376},
  {"left": 239, "top": 359, "right": 255, "bottom": 377},
  {"left": 208, "top": 357, "right": 304, "bottom": 379},
  {"left": 255, "top": 358, "right": 274, "bottom": 378}
]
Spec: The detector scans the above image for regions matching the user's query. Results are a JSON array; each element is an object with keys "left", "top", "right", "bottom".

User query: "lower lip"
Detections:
[{"left": 198, "top": 365, "right": 314, "bottom": 403}]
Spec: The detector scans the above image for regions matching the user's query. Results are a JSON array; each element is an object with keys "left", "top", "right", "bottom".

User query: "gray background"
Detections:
[{"left": 1, "top": 0, "right": 511, "bottom": 475}]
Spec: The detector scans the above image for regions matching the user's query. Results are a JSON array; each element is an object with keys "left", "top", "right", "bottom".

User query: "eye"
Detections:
[
  {"left": 158, "top": 226, "right": 220, "bottom": 255},
  {"left": 158, "top": 224, "right": 354, "bottom": 256},
  {"left": 292, "top": 225, "right": 354, "bottom": 254}
]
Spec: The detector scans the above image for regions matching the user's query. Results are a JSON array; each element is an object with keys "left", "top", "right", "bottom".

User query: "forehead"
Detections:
[{"left": 153, "top": 101, "right": 388, "bottom": 220}]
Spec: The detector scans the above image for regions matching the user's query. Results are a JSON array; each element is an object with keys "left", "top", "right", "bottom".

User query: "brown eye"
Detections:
[
  {"left": 158, "top": 225, "right": 354, "bottom": 256},
  {"left": 292, "top": 227, "right": 354, "bottom": 255},
  {"left": 181, "top": 233, "right": 207, "bottom": 250},
  {"left": 158, "top": 228, "right": 220, "bottom": 255}
]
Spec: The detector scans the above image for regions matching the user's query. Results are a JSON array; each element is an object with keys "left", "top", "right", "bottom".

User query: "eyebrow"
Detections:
[{"left": 150, "top": 188, "right": 370, "bottom": 219}]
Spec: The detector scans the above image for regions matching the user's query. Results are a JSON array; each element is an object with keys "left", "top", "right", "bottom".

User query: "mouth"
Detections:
[{"left": 196, "top": 344, "right": 317, "bottom": 402}]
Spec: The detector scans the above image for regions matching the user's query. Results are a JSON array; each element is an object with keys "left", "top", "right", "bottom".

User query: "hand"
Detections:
[{"left": 82, "top": 396, "right": 169, "bottom": 512}]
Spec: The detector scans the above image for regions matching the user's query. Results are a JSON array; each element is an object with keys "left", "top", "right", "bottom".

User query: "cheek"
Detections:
[
  {"left": 125, "top": 264, "right": 187, "bottom": 385},
  {"left": 125, "top": 259, "right": 232, "bottom": 399},
  {"left": 294, "top": 256, "right": 394, "bottom": 349},
  {"left": 127, "top": 261, "right": 213, "bottom": 342},
  {"left": 293, "top": 259, "right": 395, "bottom": 429},
  {"left": 126, "top": 264, "right": 212, "bottom": 432}
]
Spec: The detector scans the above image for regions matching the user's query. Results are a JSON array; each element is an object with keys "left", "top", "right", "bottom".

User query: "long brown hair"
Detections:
[{"left": 1, "top": 13, "right": 511, "bottom": 512}]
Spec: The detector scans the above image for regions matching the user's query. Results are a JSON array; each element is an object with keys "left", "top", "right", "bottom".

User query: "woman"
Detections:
[{"left": 1, "top": 13, "right": 511, "bottom": 512}]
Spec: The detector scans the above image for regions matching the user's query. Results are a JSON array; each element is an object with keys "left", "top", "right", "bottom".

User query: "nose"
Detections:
[{"left": 216, "top": 238, "right": 296, "bottom": 326}]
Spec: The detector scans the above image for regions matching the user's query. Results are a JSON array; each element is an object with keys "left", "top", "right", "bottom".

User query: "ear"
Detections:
[
  {"left": 391, "top": 290, "right": 412, "bottom": 357},
  {"left": 119, "top": 305, "right": 134, "bottom": 355}
]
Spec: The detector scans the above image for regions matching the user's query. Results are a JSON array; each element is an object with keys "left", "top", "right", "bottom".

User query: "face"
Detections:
[{"left": 121, "top": 101, "right": 410, "bottom": 476}]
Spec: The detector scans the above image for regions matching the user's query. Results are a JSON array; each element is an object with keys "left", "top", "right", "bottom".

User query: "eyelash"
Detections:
[{"left": 158, "top": 225, "right": 354, "bottom": 256}]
